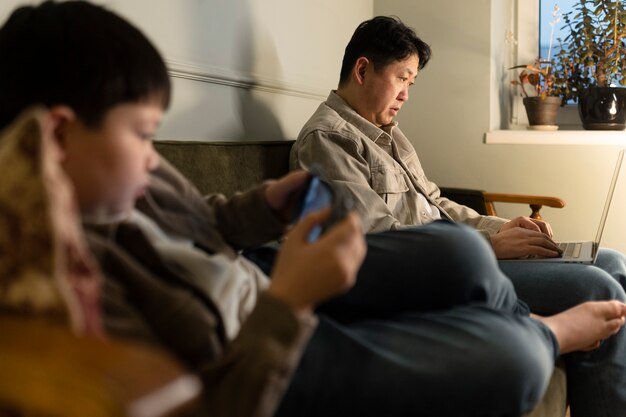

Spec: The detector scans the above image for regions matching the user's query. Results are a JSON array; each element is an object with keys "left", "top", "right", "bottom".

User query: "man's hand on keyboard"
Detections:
[
  {"left": 499, "top": 216, "right": 554, "bottom": 237},
  {"left": 490, "top": 217, "right": 563, "bottom": 260}
]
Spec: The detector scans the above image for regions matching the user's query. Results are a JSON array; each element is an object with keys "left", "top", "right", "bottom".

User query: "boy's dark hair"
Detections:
[
  {"left": 0, "top": 1, "right": 171, "bottom": 130},
  {"left": 338, "top": 16, "right": 431, "bottom": 86}
]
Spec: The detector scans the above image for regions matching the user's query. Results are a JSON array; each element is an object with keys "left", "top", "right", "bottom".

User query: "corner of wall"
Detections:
[{"left": 489, "top": 0, "right": 516, "bottom": 131}]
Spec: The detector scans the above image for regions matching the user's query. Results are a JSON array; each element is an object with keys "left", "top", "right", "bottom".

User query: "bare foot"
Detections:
[{"left": 535, "top": 301, "right": 626, "bottom": 354}]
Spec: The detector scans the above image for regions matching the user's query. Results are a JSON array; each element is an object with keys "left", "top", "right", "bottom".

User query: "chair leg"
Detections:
[{"left": 529, "top": 204, "right": 543, "bottom": 220}]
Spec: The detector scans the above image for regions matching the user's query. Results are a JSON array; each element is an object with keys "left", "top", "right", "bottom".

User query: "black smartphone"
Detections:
[{"left": 294, "top": 175, "right": 352, "bottom": 242}]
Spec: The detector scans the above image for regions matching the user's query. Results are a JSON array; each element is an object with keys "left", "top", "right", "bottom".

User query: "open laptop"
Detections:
[{"left": 511, "top": 149, "right": 624, "bottom": 265}]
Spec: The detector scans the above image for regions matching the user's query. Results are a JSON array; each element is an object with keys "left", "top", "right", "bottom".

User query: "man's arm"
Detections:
[
  {"left": 414, "top": 162, "right": 561, "bottom": 258},
  {"left": 423, "top": 176, "right": 561, "bottom": 258},
  {"left": 390, "top": 136, "right": 510, "bottom": 235},
  {"left": 292, "top": 129, "right": 559, "bottom": 259}
]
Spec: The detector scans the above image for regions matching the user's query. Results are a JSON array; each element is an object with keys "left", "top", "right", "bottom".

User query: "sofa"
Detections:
[{"left": 154, "top": 139, "right": 568, "bottom": 417}]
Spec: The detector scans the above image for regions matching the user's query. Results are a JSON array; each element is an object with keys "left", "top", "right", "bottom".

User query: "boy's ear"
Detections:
[
  {"left": 354, "top": 57, "right": 369, "bottom": 85},
  {"left": 47, "top": 106, "right": 77, "bottom": 152}
]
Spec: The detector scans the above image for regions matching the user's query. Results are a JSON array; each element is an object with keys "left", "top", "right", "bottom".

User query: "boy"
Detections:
[{"left": 1, "top": 3, "right": 624, "bottom": 417}]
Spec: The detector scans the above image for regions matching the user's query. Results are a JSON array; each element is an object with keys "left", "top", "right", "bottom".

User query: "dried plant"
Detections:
[{"left": 510, "top": 5, "right": 564, "bottom": 99}]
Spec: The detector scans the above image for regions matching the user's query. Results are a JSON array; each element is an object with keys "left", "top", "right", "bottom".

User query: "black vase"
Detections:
[{"left": 578, "top": 86, "right": 626, "bottom": 130}]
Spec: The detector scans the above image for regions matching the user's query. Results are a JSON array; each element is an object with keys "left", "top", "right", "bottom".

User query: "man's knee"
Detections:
[
  {"left": 568, "top": 267, "right": 626, "bottom": 303},
  {"left": 596, "top": 247, "right": 626, "bottom": 293},
  {"left": 426, "top": 222, "right": 496, "bottom": 265},
  {"left": 423, "top": 223, "right": 514, "bottom": 300},
  {"left": 431, "top": 310, "right": 555, "bottom": 415},
  {"left": 467, "top": 316, "right": 555, "bottom": 414},
  {"left": 395, "top": 221, "right": 498, "bottom": 268},
  {"left": 364, "top": 222, "right": 517, "bottom": 308}
]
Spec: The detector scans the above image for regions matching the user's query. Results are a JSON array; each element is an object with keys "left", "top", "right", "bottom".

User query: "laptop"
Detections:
[{"left": 511, "top": 149, "right": 624, "bottom": 264}]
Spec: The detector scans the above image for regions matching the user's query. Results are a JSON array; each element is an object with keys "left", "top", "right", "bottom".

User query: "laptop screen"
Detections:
[{"left": 595, "top": 149, "right": 624, "bottom": 245}]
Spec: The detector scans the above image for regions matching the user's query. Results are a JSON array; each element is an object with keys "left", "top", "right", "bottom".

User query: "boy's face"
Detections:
[
  {"left": 59, "top": 102, "right": 162, "bottom": 222},
  {"left": 359, "top": 53, "right": 419, "bottom": 127}
]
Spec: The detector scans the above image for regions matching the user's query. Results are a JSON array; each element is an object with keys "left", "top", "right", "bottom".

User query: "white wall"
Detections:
[
  {"left": 374, "top": 0, "right": 626, "bottom": 252},
  {"left": 0, "top": 0, "right": 373, "bottom": 140}
]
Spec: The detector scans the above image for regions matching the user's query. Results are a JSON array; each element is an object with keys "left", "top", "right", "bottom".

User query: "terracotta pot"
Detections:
[
  {"left": 578, "top": 86, "right": 626, "bottom": 130},
  {"left": 523, "top": 96, "right": 561, "bottom": 129}
]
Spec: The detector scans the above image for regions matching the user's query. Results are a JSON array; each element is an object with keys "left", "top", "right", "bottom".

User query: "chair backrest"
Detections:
[
  {"left": 439, "top": 187, "right": 489, "bottom": 215},
  {"left": 155, "top": 140, "right": 294, "bottom": 196}
]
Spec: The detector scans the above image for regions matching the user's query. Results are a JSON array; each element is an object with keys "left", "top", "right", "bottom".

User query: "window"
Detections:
[
  {"left": 539, "top": 0, "right": 578, "bottom": 61},
  {"left": 509, "top": 0, "right": 580, "bottom": 128}
]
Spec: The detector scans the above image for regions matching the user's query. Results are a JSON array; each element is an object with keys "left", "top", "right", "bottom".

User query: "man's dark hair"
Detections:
[
  {"left": 0, "top": 1, "right": 171, "bottom": 130},
  {"left": 338, "top": 16, "right": 431, "bottom": 86}
]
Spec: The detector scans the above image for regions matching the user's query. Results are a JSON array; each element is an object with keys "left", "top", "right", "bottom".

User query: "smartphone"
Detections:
[{"left": 295, "top": 175, "right": 334, "bottom": 242}]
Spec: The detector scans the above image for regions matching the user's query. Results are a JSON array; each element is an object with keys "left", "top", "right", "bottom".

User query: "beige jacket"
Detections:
[{"left": 291, "top": 91, "right": 508, "bottom": 239}]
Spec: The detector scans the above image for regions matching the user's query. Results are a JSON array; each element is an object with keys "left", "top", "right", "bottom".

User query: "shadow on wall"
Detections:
[
  {"left": 173, "top": 0, "right": 285, "bottom": 141},
  {"left": 234, "top": 0, "right": 284, "bottom": 141},
  {"left": 237, "top": 88, "right": 285, "bottom": 140}
]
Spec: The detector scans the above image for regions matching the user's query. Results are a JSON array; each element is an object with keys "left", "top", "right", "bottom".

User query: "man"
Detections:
[
  {"left": 1, "top": 4, "right": 624, "bottom": 417},
  {"left": 291, "top": 15, "right": 626, "bottom": 417}
]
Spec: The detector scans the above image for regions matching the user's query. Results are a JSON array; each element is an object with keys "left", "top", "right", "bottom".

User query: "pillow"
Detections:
[{"left": 0, "top": 107, "right": 103, "bottom": 335}]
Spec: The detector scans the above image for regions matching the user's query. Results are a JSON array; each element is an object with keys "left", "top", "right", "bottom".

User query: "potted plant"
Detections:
[
  {"left": 510, "top": 59, "right": 562, "bottom": 130},
  {"left": 509, "top": 4, "right": 563, "bottom": 130},
  {"left": 553, "top": 0, "right": 626, "bottom": 130}
]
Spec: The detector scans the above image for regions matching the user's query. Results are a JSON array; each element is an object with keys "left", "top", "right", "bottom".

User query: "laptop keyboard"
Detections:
[{"left": 558, "top": 242, "right": 582, "bottom": 258}]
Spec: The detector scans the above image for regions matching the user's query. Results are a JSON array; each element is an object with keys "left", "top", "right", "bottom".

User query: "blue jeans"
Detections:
[
  {"left": 500, "top": 249, "right": 626, "bottom": 417},
  {"left": 275, "top": 222, "right": 558, "bottom": 417}
]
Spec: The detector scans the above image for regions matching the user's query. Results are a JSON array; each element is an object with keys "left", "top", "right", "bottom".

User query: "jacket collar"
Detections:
[{"left": 325, "top": 91, "right": 397, "bottom": 146}]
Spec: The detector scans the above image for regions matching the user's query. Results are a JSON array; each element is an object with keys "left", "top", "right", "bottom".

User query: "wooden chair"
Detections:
[
  {"left": 0, "top": 315, "right": 202, "bottom": 417},
  {"left": 439, "top": 187, "right": 566, "bottom": 220}
]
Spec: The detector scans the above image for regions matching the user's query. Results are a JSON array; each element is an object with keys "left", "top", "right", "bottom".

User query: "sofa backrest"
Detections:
[{"left": 154, "top": 140, "right": 295, "bottom": 196}]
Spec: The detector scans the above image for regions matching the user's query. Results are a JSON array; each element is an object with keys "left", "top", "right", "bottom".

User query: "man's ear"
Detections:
[
  {"left": 354, "top": 57, "right": 370, "bottom": 85},
  {"left": 47, "top": 106, "right": 77, "bottom": 154}
]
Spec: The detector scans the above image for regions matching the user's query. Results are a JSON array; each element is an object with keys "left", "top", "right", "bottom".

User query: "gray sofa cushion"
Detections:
[{"left": 154, "top": 140, "right": 294, "bottom": 196}]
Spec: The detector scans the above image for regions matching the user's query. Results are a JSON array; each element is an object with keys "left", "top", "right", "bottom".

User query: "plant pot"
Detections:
[
  {"left": 523, "top": 96, "right": 561, "bottom": 129},
  {"left": 578, "top": 86, "right": 626, "bottom": 130}
]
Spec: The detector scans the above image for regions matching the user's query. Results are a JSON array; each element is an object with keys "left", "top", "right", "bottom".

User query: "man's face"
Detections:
[
  {"left": 359, "top": 54, "right": 419, "bottom": 127},
  {"left": 60, "top": 102, "right": 162, "bottom": 221}
]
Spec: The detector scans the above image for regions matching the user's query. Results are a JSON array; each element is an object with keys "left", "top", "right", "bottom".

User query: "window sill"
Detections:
[{"left": 485, "top": 129, "right": 626, "bottom": 145}]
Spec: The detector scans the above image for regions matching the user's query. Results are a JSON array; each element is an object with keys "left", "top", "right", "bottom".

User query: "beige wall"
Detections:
[
  {"left": 374, "top": 0, "right": 626, "bottom": 252},
  {"left": 107, "top": 0, "right": 373, "bottom": 141},
  {"left": 0, "top": 0, "right": 373, "bottom": 140}
]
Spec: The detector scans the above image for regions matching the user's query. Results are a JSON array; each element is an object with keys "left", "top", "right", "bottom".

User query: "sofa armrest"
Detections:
[{"left": 0, "top": 315, "right": 201, "bottom": 417}]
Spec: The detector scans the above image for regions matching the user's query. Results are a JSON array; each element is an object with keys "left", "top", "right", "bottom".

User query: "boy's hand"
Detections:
[
  {"left": 264, "top": 170, "right": 310, "bottom": 223},
  {"left": 267, "top": 209, "right": 366, "bottom": 314}
]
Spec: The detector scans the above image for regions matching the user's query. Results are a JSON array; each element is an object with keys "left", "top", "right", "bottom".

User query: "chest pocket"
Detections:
[{"left": 371, "top": 167, "right": 409, "bottom": 209}]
